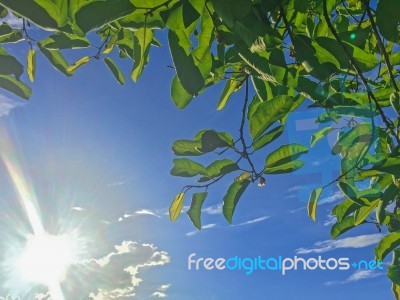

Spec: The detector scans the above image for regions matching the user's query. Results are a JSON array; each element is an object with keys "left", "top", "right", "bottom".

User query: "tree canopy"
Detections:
[{"left": 0, "top": 0, "right": 399, "bottom": 297}]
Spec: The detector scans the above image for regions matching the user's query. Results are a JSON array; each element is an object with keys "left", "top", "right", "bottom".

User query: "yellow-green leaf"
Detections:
[
  {"left": 67, "top": 56, "right": 90, "bottom": 72},
  {"left": 308, "top": 187, "right": 323, "bottom": 221},
  {"left": 169, "top": 192, "right": 185, "bottom": 221},
  {"left": 27, "top": 48, "right": 36, "bottom": 82}
]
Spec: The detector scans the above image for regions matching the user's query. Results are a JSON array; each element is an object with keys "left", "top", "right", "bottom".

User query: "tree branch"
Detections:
[
  {"left": 362, "top": 0, "right": 399, "bottom": 92},
  {"left": 322, "top": 0, "right": 400, "bottom": 144}
]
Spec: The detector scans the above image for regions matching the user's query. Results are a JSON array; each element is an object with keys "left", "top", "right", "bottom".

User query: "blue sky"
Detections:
[{"left": 0, "top": 28, "right": 394, "bottom": 299}]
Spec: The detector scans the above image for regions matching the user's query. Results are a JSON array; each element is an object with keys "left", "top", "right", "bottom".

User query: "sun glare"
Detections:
[{"left": 17, "top": 233, "right": 76, "bottom": 285}]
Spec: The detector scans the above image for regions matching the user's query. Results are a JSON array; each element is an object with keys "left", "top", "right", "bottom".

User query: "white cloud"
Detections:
[
  {"left": 151, "top": 284, "right": 171, "bottom": 298},
  {"left": 296, "top": 234, "right": 382, "bottom": 254},
  {"left": 152, "top": 292, "right": 167, "bottom": 298},
  {"left": 185, "top": 223, "right": 217, "bottom": 237},
  {"left": 320, "top": 191, "right": 343, "bottom": 204},
  {"left": 325, "top": 269, "right": 383, "bottom": 285},
  {"left": 135, "top": 209, "right": 161, "bottom": 218},
  {"left": 235, "top": 216, "right": 270, "bottom": 226},
  {"left": 289, "top": 206, "right": 305, "bottom": 214},
  {"left": 0, "top": 94, "right": 23, "bottom": 117},
  {"left": 324, "top": 214, "right": 337, "bottom": 227},
  {"left": 288, "top": 185, "right": 306, "bottom": 192},
  {"left": 185, "top": 215, "right": 270, "bottom": 237},
  {"left": 63, "top": 241, "right": 171, "bottom": 299},
  {"left": 202, "top": 203, "right": 222, "bottom": 215}
]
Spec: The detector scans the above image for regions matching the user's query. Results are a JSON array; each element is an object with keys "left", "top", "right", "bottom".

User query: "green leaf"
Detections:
[
  {"left": 223, "top": 177, "right": 251, "bottom": 223},
  {"left": 253, "top": 125, "right": 284, "bottom": 151},
  {"left": 38, "top": 45, "right": 73, "bottom": 76},
  {"left": 331, "top": 216, "right": 361, "bottom": 239},
  {"left": 338, "top": 181, "right": 369, "bottom": 206},
  {"left": 198, "top": 130, "right": 233, "bottom": 152},
  {"left": 0, "top": 75, "right": 31, "bottom": 100},
  {"left": 388, "top": 249, "right": 400, "bottom": 286},
  {"left": 27, "top": 48, "right": 36, "bottom": 82},
  {"left": 74, "top": 0, "right": 135, "bottom": 34},
  {"left": 293, "top": 34, "right": 340, "bottom": 79},
  {"left": 332, "top": 123, "right": 373, "bottom": 156},
  {"left": 67, "top": 56, "right": 90, "bottom": 72},
  {"left": 169, "top": 192, "right": 185, "bottom": 221},
  {"left": 249, "top": 95, "right": 294, "bottom": 139},
  {"left": 265, "top": 143, "right": 309, "bottom": 168},
  {"left": 0, "top": 47, "right": 23, "bottom": 79},
  {"left": 171, "top": 75, "right": 194, "bottom": 109},
  {"left": 376, "top": 232, "right": 400, "bottom": 261},
  {"left": 168, "top": 30, "right": 204, "bottom": 95},
  {"left": 163, "top": 0, "right": 205, "bottom": 31},
  {"left": 198, "top": 159, "right": 239, "bottom": 182},
  {"left": 354, "top": 200, "right": 379, "bottom": 226},
  {"left": 311, "top": 127, "right": 334, "bottom": 147},
  {"left": 317, "top": 37, "right": 379, "bottom": 72},
  {"left": 0, "top": 0, "right": 64, "bottom": 30},
  {"left": 264, "top": 160, "right": 305, "bottom": 174},
  {"left": 212, "top": 0, "right": 252, "bottom": 28},
  {"left": 132, "top": 28, "right": 153, "bottom": 82},
  {"left": 170, "top": 158, "right": 206, "bottom": 177},
  {"left": 217, "top": 78, "right": 239, "bottom": 110},
  {"left": 376, "top": 0, "right": 400, "bottom": 42},
  {"left": 187, "top": 192, "right": 208, "bottom": 229},
  {"left": 373, "top": 155, "right": 400, "bottom": 177},
  {"left": 308, "top": 188, "right": 323, "bottom": 221},
  {"left": 333, "top": 199, "right": 360, "bottom": 222},
  {"left": 172, "top": 139, "right": 202, "bottom": 156},
  {"left": 39, "top": 33, "right": 90, "bottom": 49},
  {"left": 104, "top": 57, "right": 125, "bottom": 85}
]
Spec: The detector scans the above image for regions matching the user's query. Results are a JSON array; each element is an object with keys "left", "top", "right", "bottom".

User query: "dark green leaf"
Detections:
[
  {"left": 168, "top": 29, "right": 204, "bottom": 95},
  {"left": 376, "top": 232, "right": 400, "bottom": 261},
  {"left": 39, "top": 33, "right": 90, "bottom": 49},
  {"left": 0, "top": 75, "right": 31, "bottom": 99},
  {"left": 170, "top": 158, "right": 206, "bottom": 177},
  {"left": 223, "top": 176, "right": 251, "bottom": 223},
  {"left": 376, "top": 0, "right": 400, "bottom": 42},
  {"left": 74, "top": 0, "right": 135, "bottom": 34},
  {"left": 253, "top": 125, "right": 284, "bottom": 151},
  {"left": 249, "top": 95, "right": 294, "bottom": 139},
  {"left": 187, "top": 192, "right": 208, "bottom": 229},
  {"left": 104, "top": 57, "right": 125, "bottom": 85},
  {"left": 38, "top": 45, "right": 73, "bottom": 76}
]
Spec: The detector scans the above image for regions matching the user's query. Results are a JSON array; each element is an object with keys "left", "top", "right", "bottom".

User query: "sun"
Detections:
[{"left": 16, "top": 233, "right": 77, "bottom": 285}]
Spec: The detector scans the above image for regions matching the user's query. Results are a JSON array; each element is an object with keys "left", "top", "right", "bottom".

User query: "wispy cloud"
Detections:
[
  {"left": 202, "top": 203, "right": 222, "bottom": 215},
  {"left": 320, "top": 191, "right": 343, "bottom": 204},
  {"left": 296, "top": 234, "right": 382, "bottom": 254},
  {"left": 288, "top": 185, "right": 306, "bottom": 192},
  {"left": 324, "top": 214, "right": 337, "bottom": 227},
  {"left": 151, "top": 284, "right": 171, "bottom": 298},
  {"left": 185, "top": 215, "right": 270, "bottom": 237},
  {"left": 289, "top": 206, "right": 305, "bottom": 214},
  {"left": 325, "top": 269, "right": 384, "bottom": 285},
  {"left": 0, "top": 94, "right": 23, "bottom": 117},
  {"left": 107, "top": 177, "right": 133, "bottom": 187},
  {"left": 185, "top": 224, "right": 217, "bottom": 237},
  {"left": 235, "top": 216, "right": 270, "bottom": 226}
]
